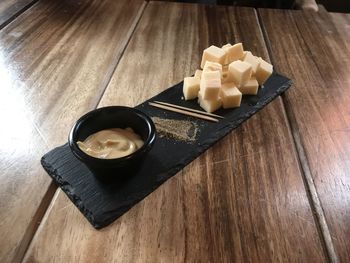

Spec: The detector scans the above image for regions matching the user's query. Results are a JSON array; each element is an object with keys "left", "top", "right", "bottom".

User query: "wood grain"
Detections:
[
  {"left": 0, "top": 0, "right": 37, "bottom": 28},
  {"left": 329, "top": 12, "right": 350, "bottom": 39},
  {"left": 259, "top": 8, "right": 350, "bottom": 261},
  {"left": 0, "top": 0, "right": 145, "bottom": 262},
  {"left": 24, "top": 3, "right": 327, "bottom": 262}
]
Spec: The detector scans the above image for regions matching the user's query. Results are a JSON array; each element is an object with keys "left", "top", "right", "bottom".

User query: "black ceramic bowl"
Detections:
[{"left": 69, "top": 106, "right": 156, "bottom": 180}]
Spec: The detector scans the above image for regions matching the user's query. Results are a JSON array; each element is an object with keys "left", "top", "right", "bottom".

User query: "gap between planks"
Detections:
[
  {"left": 14, "top": 181, "right": 57, "bottom": 263},
  {"left": 0, "top": 0, "right": 40, "bottom": 30},
  {"left": 93, "top": 1, "right": 148, "bottom": 109},
  {"left": 20, "top": 2, "right": 149, "bottom": 263},
  {"left": 256, "top": 8, "right": 339, "bottom": 263}
]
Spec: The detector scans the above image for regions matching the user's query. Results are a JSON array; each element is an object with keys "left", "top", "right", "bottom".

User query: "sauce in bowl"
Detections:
[{"left": 77, "top": 128, "right": 144, "bottom": 159}]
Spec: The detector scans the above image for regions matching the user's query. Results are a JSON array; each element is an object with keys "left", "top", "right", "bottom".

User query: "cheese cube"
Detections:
[
  {"left": 223, "top": 43, "right": 244, "bottom": 64},
  {"left": 219, "top": 83, "right": 242, "bottom": 108},
  {"left": 243, "top": 51, "right": 260, "bottom": 74},
  {"left": 194, "top": 69, "right": 202, "bottom": 79},
  {"left": 228, "top": 60, "right": 252, "bottom": 87},
  {"left": 200, "top": 45, "right": 226, "bottom": 68},
  {"left": 203, "top": 61, "right": 223, "bottom": 75},
  {"left": 183, "top": 77, "right": 200, "bottom": 100},
  {"left": 198, "top": 92, "right": 222, "bottom": 113},
  {"left": 256, "top": 58, "right": 273, "bottom": 85},
  {"left": 239, "top": 77, "right": 259, "bottom": 95},
  {"left": 200, "top": 71, "right": 221, "bottom": 100}
]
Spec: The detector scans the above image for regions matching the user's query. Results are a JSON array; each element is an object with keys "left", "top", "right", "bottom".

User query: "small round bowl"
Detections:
[{"left": 69, "top": 106, "right": 156, "bottom": 181}]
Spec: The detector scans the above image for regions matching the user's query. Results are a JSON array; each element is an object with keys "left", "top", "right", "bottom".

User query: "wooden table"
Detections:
[{"left": 0, "top": 1, "right": 348, "bottom": 262}]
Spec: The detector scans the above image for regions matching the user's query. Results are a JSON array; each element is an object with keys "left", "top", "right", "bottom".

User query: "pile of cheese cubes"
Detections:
[{"left": 183, "top": 43, "right": 273, "bottom": 113}]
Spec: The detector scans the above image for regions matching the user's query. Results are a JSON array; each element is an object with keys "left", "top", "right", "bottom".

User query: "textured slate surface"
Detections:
[{"left": 41, "top": 72, "right": 292, "bottom": 229}]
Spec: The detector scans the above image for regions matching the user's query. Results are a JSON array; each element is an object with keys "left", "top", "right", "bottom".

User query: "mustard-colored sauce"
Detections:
[{"left": 77, "top": 128, "right": 144, "bottom": 159}]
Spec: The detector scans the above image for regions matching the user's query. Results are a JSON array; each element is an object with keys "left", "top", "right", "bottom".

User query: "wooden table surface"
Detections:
[{"left": 0, "top": 1, "right": 348, "bottom": 262}]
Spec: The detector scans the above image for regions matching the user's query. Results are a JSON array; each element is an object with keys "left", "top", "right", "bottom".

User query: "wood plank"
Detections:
[
  {"left": 317, "top": 4, "right": 328, "bottom": 13},
  {"left": 0, "top": 0, "right": 37, "bottom": 28},
  {"left": 329, "top": 12, "right": 350, "bottom": 39},
  {"left": 0, "top": 0, "right": 145, "bottom": 262},
  {"left": 24, "top": 3, "right": 327, "bottom": 262},
  {"left": 259, "top": 8, "right": 350, "bottom": 261}
]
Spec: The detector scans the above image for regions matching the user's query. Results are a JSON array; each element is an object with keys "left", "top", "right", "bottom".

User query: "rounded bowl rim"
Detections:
[{"left": 68, "top": 106, "right": 156, "bottom": 165}]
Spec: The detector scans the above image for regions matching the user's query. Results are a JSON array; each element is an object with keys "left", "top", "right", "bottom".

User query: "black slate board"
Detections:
[{"left": 41, "top": 72, "right": 292, "bottom": 229}]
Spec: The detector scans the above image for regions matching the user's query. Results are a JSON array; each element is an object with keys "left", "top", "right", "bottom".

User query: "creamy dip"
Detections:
[{"left": 77, "top": 128, "right": 144, "bottom": 159}]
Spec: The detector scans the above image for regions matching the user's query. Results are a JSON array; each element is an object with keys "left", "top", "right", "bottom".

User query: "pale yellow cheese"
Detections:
[
  {"left": 243, "top": 51, "right": 260, "bottom": 74},
  {"left": 194, "top": 69, "right": 202, "bottom": 79},
  {"left": 198, "top": 92, "right": 222, "bottom": 113},
  {"left": 228, "top": 60, "right": 252, "bottom": 87},
  {"left": 203, "top": 61, "right": 223, "bottom": 75},
  {"left": 239, "top": 77, "right": 259, "bottom": 95},
  {"left": 223, "top": 43, "right": 244, "bottom": 64},
  {"left": 183, "top": 45, "right": 265, "bottom": 110},
  {"left": 256, "top": 58, "right": 273, "bottom": 85},
  {"left": 200, "top": 45, "right": 226, "bottom": 68},
  {"left": 200, "top": 71, "right": 221, "bottom": 100},
  {"left": 219, "top": 82, "right": 242, "bottom": 108},
  {"left": 183, "top": 77, "right": 200, "bottom": 100},
  {"left": 222, "top": 43, "right": 232, "bottom": 49}
]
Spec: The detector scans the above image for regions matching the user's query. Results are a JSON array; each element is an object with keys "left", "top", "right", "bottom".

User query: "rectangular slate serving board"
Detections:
[{"left": 41, "top": 72, "right": 292, "bottom": 229}]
